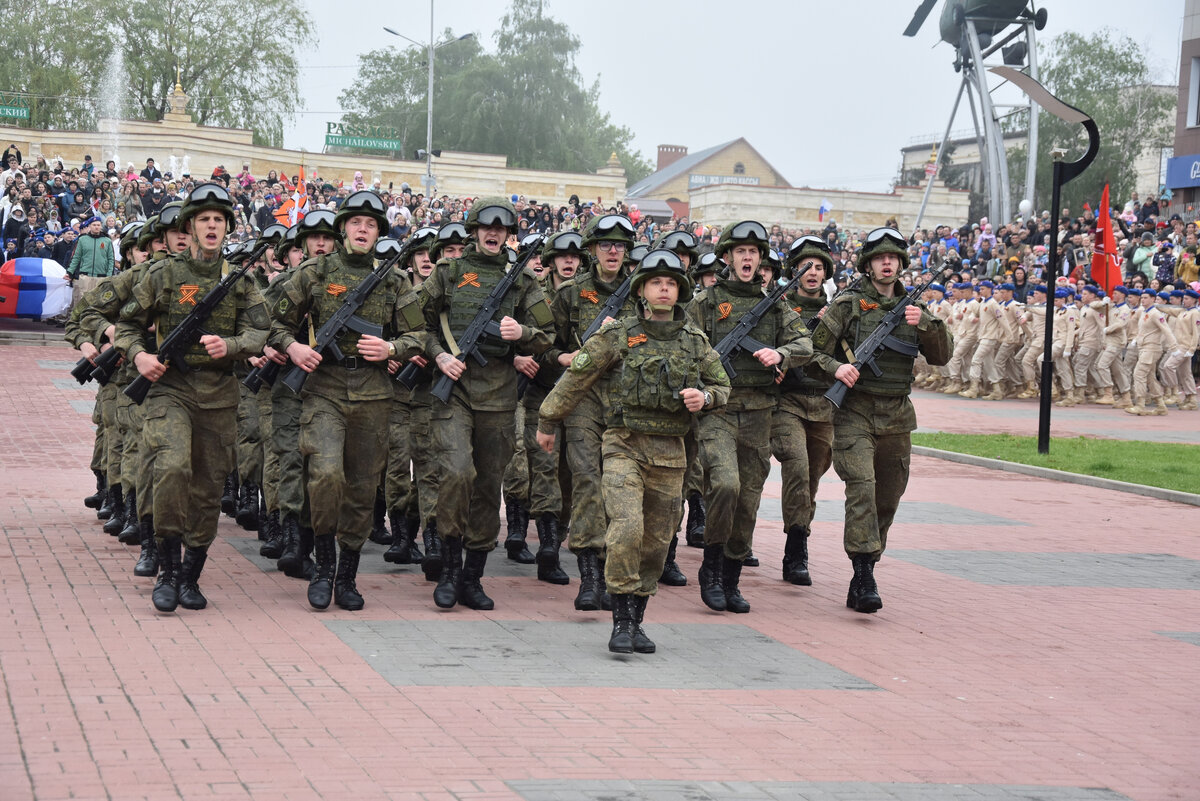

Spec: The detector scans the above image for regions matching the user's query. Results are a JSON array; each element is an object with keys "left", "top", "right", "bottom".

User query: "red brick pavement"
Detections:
[{"left": 1, "top": 338, "right": 1196, "bottom": 801}]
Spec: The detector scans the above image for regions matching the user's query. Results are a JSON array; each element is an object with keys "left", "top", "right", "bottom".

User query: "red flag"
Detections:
[{"left": 1091, "top": 184, "right": 1122, "bottom": 293}]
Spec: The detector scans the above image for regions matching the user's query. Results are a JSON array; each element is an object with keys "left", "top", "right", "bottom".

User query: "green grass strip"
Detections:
[{"left": 910, "top": 432, "right": 1200, "bottom": 494}]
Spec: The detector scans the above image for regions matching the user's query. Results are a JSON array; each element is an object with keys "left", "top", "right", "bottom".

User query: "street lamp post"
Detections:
[{"left": 384, "top": 1, "right": 472, "bottom": 197}]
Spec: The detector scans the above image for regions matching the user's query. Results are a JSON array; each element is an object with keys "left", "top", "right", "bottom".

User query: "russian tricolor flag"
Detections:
[
  {"left": 818, "top": 199, "right": 833, "bottom": 222},
  {"left": 0, "top": 258, "right": 72, "bottom": 320}
]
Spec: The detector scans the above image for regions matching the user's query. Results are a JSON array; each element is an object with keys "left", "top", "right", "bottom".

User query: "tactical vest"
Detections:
[
  {"left": 610, "top": 318, "right": 705, "bottom": 437},
  {"left": 568, "top": 274, "right": 626, "bottom": 344},
  {"left": 841, "top": 291, "right": 920, "bottom": 396},
  {"left": 305, "top": 252, "right": 401, "bottom": 358},
  {"left": 158, "top": 255, "right": 243, "bottom": 368},
  {"left": 442, "top": 252, "right": 520, "bottom": 359},
  {"left": 708, "top": 281, "right": 778, "bottom": 388},
  {"left": 779, "top": 292, "right": 831, "bottom": 393}
]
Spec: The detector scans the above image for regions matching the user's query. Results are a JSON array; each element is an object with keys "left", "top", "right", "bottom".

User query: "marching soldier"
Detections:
[
  {"left": 685, "top": 220, "right": 813, "bottom": 614},
  {"left": 537, "top": 250, "right": 730, "bottom": 653},
  {"left": 1092, "top": 286, "right": 1133, "bottom": 406},
  {"left": 810, "top": 227, "right": 952, "bottom": 614}
]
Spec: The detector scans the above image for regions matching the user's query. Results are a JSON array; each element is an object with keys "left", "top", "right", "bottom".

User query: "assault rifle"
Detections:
[
  {"left": 823, "top": 266, "right": 950, "bottom": 409},
  {"left": 805, "top": 274, "right": 863, "bottom": 331},
  {"left": 71, "top": 354, "right": 98, "bottom": 384},
  {"left": 280, "top": 241, "right": 410, "bottom": 395},
  {"left": 87, "top": 345, "right": 123, "bottom": 385},
  {"left": 123, "top": 240, "right": 270, "bottom": 405},
  {"left": 712, "top": 263, "right": 813, "bottom": 380},
  {"left": 578, "top": 267, "right": 638, "bottom": 346},
  {"left": 425, "top": 245, "right": 538, "bottom": 404}
]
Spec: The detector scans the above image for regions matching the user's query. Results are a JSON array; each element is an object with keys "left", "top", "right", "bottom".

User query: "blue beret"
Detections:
[
  {"left": 1113, "top": 285, "right": 1129, "bottom": 294},
  {"left": 1081, "top": 285, "right": 1100, "bottom": 294},
  {"left": 1032, "top": 284, "right": 1047, "bottom": 294},
  {"left": 957, "top": 282, "right": 973, "bottom": 290},
  {"left": 83, "top": 215, "right": 102, "bottom": 226},
  {"left": 1184, "top": 289, "right": 1199, "bottom": 299},
  {"left": 1170, "top": 290, "right": 1184, "bottom": 297},
  {"left": 929, "top": 283, "right": 945, "bottom": 293},
  {"left": 1054, "top": 288, "right": 1070, "bottom": 298},
  {"left": 1157, "top": 291, "right": 1171, "bottom": 300},
  {"left": 1126, "top": 287, "right": 1143, "bottom": 296},
  {"left": 999, "top": 282, "right": 1015, "bottom": 291},
  {"left": 979, "top": 280, "right": 995, "bottom": 289}
]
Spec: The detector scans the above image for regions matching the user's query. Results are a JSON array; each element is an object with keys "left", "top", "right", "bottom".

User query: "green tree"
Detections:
[
  {"left": 1005, "top": 29, "right": 1173, "bottom": 214},
  {"left": 337, "top": 0, "right": 652, "bottom": 185},
  {"left": 0, "top": 0, "right": 313, "bottom": 148}
]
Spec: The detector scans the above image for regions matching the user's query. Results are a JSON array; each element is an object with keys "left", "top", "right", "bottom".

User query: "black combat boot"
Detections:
[
  {"left": 698, "top": 544, "right": 727, "bottom": 611},
  {"left": 721, "top": 556, "right": 751, "bottom": 614},
  {"left": 421, "top": 519, "right": 442, "bottom": 582},
  {"left": 742, "top": 550, "right": 759, "bottom": 567},
  {"left": 84, "top": 469, "right": 107, "bottom": 509},
  {"left": 659, "top": 535, "right": 687, "bottom": 586},
  {"left": 97, "top": 482, "right": 119, "bottom": 521},
  {"left": 118, "top": 488, "right": 140, "bottom": 544},
  {"left": 607, "top": 594, "right": 636, "bottom": 654},
  {"left": 632, "top": 595, "right": 655, "bottom": 654},
  {"left": 152, "top": 537, "right": 183, "bottom": 613},
  {"left": 369, "top": 489, "right": 391, "bottom": 544},
  {"left": 847, "top": 554, "right": 883, "bottom": 614},
  {"left": 684, "top": 491, "right": 706, "bottom": 547},
  {"left": 134, "top": 517, "right": 159, "bottom": 577},
  {"left": 404, "top": 515, "right": 423, "bottom": 563},
  {"left": 307, "top": 534, "right": 337, "bottom": 610},
  {"left": 782, "top": 525, "right": 812, "bottom": 585},
  {"left": 504, "top": 496, "right": 535, "bottom": 563},
  {"left": 178, "top": 545, "right": 210, "bottom": 610},
  {"left": 276, "top": 514, "right": 303, "bottom": 575},
  {"left": 102, "top": 484, "right": 127, "bottom": 536},
  {"left": 573, "top": 548, "right": 603, "bottom": 611},
  {"left": 235, "top": 482, "right": 260, "bottom": 531},
  {"left": 286, "top": 525, "right": 315, "bottom": 580},
  {"left": 433, "top": 535, "right": 462, "bottom": 609},
  {"left": 598, "top": 559, "right": 612, "bottom": 611},
  {"left": 334, "top": 546, "right": 365, "bottom": 610},
  {"left": 535, "top": 513, "right": 569, "bottom": 585},
  {"left": 259, "top": 510, "right": 284, "bottom": 558},
  {"left": 459, "top": 550, "right": 495, "bottom": 610},
  {"left": 383, "top": 510, "right": 412, "bottom": 563},
  {"left": 220, "top": 471, "right": 238, "bottom": 516}
]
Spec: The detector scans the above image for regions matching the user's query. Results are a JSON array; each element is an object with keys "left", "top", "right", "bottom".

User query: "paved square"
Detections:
[
  {"left": 506, "top": 780, "right": 1132, "bottom": 801},
  {"left": 327, "top": 619, "right": 878, "bottom": 690},
  {"left": 758, "top": 499, "right": 1029, "bottom": 527},
  {"left": 888, "top": 550, "right": 1200, "bottom": 589},
  {"left": 1156, "top": 631, "right": 1200, "bottom": 647}
]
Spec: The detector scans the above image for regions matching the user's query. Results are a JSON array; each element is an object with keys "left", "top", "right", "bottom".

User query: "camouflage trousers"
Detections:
[
  {"left": 501, "top": 403, "right": 529, "bottom": 501},
  {"left": 99, "top": 382, "right": 123, "bottom": 487},
  {"left": 602, "top": 429, "right": 684, "bottom": 596},
  {"left": 385, "top": 391, "right": 417, "bottom": 516},
  {"left": 300, "top": 393, "right": 389, "bottom": 552},
  {"left": 409, "top": 393, "right": 440, "bottom": 526},
  {"left": 697, "top": 406, "right": 772, "bottom": 562},
  {"left": 769, "top": 394, "right": 834, "bottom": 531},
  {"left": 115, "top": 384, "right": 141, "bottom": 495},
  {"left": 271, "top": 382, "right": 305, "bottom": 518},
  {"left": 236, "top": 383, "right": 263, "bottom": 485},
  {"left": 143, "top": 388, "right": 237, "bottom": 548},
  {"left": 256, "top": 388, "right": 278, "bottom": 512},
  {"left": 831, "top": 423, "right": 911, "bottom": 561},
  {"left": 564, "top": 388, "right": 608, "bottom": 554},
  {"left": 90, "top": 389, "right": 105, "bottom": 473},
  {"left": 432, "top": 396, "right": 515, "bottom": 552},
  {"left": 521, "top": 387, "right": 568, "bottom": 519}
]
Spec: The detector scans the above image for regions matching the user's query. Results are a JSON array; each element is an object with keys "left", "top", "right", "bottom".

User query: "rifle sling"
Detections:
[{"left": 440, "top": 311, "right": 462, "bottom": 357}]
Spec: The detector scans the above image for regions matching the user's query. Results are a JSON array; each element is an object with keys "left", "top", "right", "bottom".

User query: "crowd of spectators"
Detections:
[{"left": 3, "top": 143, "right": 1198, "bottom": 300}]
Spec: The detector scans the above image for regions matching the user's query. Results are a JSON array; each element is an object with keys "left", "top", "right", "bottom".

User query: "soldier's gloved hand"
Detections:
[
  {"left": 514, "top": 354, "right": 539, "bottom": 378},
  {"left": 536, "top": 430, "right": 556, "bottom": 454},
  {"left": 1129, "top": 339, "right": 1137, "bottom": 348},
  {"left": 905, "top": 305, "right": 923, "bottom": 325},
  {"left": 1063, "top": 349, "right": 1072, "bottom": 358},
  {"left": 200, "top": 334, "right": 228, "bottom": 359}
]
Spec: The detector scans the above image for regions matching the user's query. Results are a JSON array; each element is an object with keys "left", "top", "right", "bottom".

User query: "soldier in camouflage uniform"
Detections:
[
  {"left": 770, "top": 236, "right": 838, "bottom": 587},
  {"left": 537, "top": 250, "right": 730, "bottom": 653},
  {"left": 418, "top": 197, "right": 555, "bottom": 611},
  {"left": 809, "top": 228, "right": 952, "bottom": 613},
  {"left": 115, "top": 184, "right": 270, "bottom": 614},
  {"left": 685, "top": 220, "right": 813, "bottom": 614},
  {"left": 268, "top": 191, "right": 425, "bottom": 611},
  {"left": 679, "top": 252, "right": 722, "bottom": 550},
  {"left": 544, "top": 214, "right": 639, "bottom": 611}
]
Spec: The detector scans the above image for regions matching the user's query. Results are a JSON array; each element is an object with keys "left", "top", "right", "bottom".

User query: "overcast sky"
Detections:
[{"left": 286, "top": 0, "right": 1183, "bottom": 192}]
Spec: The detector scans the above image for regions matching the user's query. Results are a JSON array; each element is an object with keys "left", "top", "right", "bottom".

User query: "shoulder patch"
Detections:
[
  {"left": 569, "top": 351, "right": 592, "bottom": 372},
  {"left": 119, "top": 298, "right": 140, "bottom": 318},
  {"left": 101, "top": 289, "right": 115, "bottom": 303},
  {"left": 812, "top": 324, "right": 831, "bottom": 349}
]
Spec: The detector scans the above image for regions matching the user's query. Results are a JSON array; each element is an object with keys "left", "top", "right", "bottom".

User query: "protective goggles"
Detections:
[
  {"left": 639, "top": 249, "right": 684, "bottom": 270},
  {"left": 437, "top": 222, "right": 469, "bottom": 242},
  {"left": 298, "top": 209, "right": 335, "bottom": 231},
  {"left": 188, "top": 183, "right": 233, "bottom": 207},
  {"left": 474, "top": 206, "right": 517, "bottom": 228},
  {"left": 343, "top": 190, "right": 387, "bottom": 215},
  {"left": 864, "top": 227, "right": 907, "bottom": 249},
  {"left": 548, "top": 232, "right": 584, "bottom": 252},
  {"left": 726, "top": 221, "right": 769, "bottom": 242},
  {"left": 593, "top": 215, "right": 636, "bottom": 236},
  {"left": 659, "top": 231, "right": 698, "bottom": 251},
  {"left": 788, "top": 235, "right": 831, "bottom": 255}
]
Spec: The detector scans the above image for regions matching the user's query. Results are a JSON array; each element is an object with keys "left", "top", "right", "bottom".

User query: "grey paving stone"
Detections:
[
  {"left": 1157, "top": 631, "right": 1200, "bottom": 647},
  {"left": 889, "top": 550, "right": 1200, "bottom": 589},
  {"left": 38, "top": 359, "right": 80, "bottom": 370},
  {"left": 225, "top": 535, "right": 578, "bottom": 579},
  {"left": 69, "top": 398, "right": 95, "bottom": 415},
  {"left": 326, "top": 620, "right": 878, "bottom": 691},
  {"left": 757, "top": 498, "right": 1028, "bottom": 527},
  {"left": 52, "top": 377, "right": 95, "bottom": 391},
  {"left": 505, "top": 781, "right": 1131, "bottom": 801}
]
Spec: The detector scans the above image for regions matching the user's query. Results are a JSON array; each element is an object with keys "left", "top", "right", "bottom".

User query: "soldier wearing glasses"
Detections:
[
  {"left": 419, "top": 197, "right": 555, "bottom": 611},
  {"left": 545, "top": 214, "right": 639, "bottom": 612},
  {"left": 115, "top": 184, "right": 271, "bottom": 614},
  {"left": 809, "top": 228, "right": 952, "bottom": 614},
  {"left": 684, "top": 220, "right": 813, "bottom": 614},
  {"left": 770, "top": 236, "right": 837, "bottom": 587}
]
